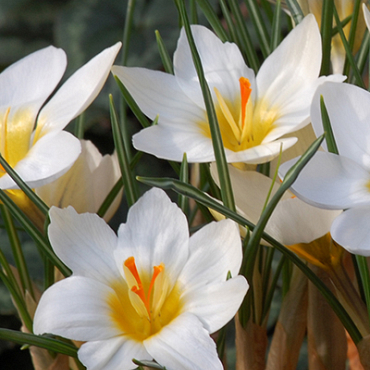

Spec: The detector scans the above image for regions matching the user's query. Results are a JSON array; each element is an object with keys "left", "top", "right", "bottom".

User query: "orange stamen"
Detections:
[
  {"left": 239, "top": 77, "right": 252, "bottom": 129},
  {"left": 124, "top": 256, "right": 164, "bottom": 319}
]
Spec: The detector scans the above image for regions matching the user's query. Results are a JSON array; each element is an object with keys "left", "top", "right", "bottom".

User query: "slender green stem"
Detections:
[
  {"left": 155, "top": 30, "right": 174, "bottom": 74},
  {"left": 74, "top": 111, "right": 85, "bottom": 139},
  {"left": 0, "top": 205, "right": 34, "bottom": 298},
  {"left": 320, "top": 0, "right": 334, "bottom": 76},
  {"left": 178, "top": 153, "right": 189, "bottom": 215},
  {"left": 270, "top": 0, "right": 282, "bottom": 51},
  {"left": 109, "top": 95, "right": 139, "bottom": 208},
  {"left": 356, "top": 255, "right": 370, "bottom": 327},
  {"left": 244, "top": 0, "right": 270, "bottom": 57},
  {"left": 0, "top": 329, "right": 78, "bottom": 357}
]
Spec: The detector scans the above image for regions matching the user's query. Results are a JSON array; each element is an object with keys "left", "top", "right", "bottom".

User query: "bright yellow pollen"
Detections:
[
  {"left": 198, "top": 76, "right": 279, "bottom": 154},
  {"left": 107, "top": 256, "right": 182, "bottom": 341}
]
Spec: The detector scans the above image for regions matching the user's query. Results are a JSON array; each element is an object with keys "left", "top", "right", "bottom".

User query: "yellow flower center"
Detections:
[
  {"left": 198, "top": 77, "right": 279, "bottom": 153},
  {"left": 107, "top": 256, "right": 182, "bottom": 341}
]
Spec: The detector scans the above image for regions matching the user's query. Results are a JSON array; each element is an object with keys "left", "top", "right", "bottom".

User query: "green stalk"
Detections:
[
  {"left": 0, "top": 269, "right": 32, "bottom": 331},
  {"left": 109, "top": 95, "right": 139, "bottom": 208},
  {"left": 195, "top": 0, "right": 229, "bottom": 41},
  {"left": 0, "top": 205, "right": 34, "bottom": 298},
  {"left": 333, "top": 6, "right": 364, "bottom": 88},
  {"left": 174, "top": 0, "right": 236, "bottom": 212},
  {"left": 114, "top": 76, "right": 150, "bottom": 128},
  {"left": 178, "top": 153, "right": 189, "bottom": 215},
  {"left": 119, "top": 0, "right": 137, "bottom": 161},
  {"left": 0, "top": 247, "right": 23, "bottom": 299},
  {"left": 270, "top": 0, "right": 282, "bottom": 51},
  {"left": 155, "top": 30, "right": 174, "bottom": 74},
  {"left": 219, "top": 0, "right": 239, "bottom": 43},
  {"left": 320, "top": 95, "right": 338, "bottom": 154},
  {"left": 244, "top": 0, "right": 271, "bottom": 57},
  {"left": 0, "top": 329, "right": 78, "bottom": 357},
  {"left": 343, "top": 0, "right": 362, "bottom": 77},
  {"left": 228, "top": 0, "right": 260, "bottom": 72},
  {"left": 285, "top": 0, "right": 304, "bottom": 25},
  {"left": 320, "top": 0, "right": 334, "bottom": 76},
  {"left": 74, "top": 111, "right": 85, "bottom": 139},
  {"left": 355, "top": 31, "right": 369, "bottom": 81},
  {"left": 97, "top": 178, "right": 123, "bottom": 219}
]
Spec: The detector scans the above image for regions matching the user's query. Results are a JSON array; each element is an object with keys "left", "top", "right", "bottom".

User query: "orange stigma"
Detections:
[
  {"left": 239, "top": 77, "right": 252, "bottom": 129},
  {"left": 124, "top": 256, "right": 164, "bottom": 318}
]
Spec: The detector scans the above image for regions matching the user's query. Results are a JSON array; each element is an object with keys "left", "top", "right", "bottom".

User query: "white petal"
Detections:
[
  {"left": 133, "top": 124, "right": 216, "bottom": 162},
  {"left": 38, "top": 42, "right": 121, "bottom": 135},
  {"left": 112, "top": 65, "right": 205, "bottom": 125},
  {"left": 0, "top": 131, "right": 81, "bottom": 189},
  {"left": 225, "top": 137, "right": 298, "bottom": 165},
  {"left": 48, "top": 206, "right": 120, "bottom": 284},
  {"left": 279, "top": 152, "right": 370, "bottom": 209},
  {"left": 0, "top": 46, "right": 66, "bottom": 111},
  {"left": 179, "top": 219, "right": 242, "bottom": 289},
  {"left": 267, "top": 197, "right": 342, "bottom": 245},
  {"left": 363, "top": 4, "right": 370, "bottom": 32},
  {"left": 331, "top": 206, "right": 370, "bottom": 256},
  {"left": 174, "top": 25, "right": 255, "bottom": 107},
  {"left": 256, "top": 15, "right": 321, "bottom": 109},
  {"left": 115, "top": 188, "right": 189, "bottom": 285},
  {"left": 182, "top": 276, "right": 248, "bottom": 333},
  {"left": 78, "top": 337, "right": 150, "bottom": 370},
  {"left": 311, "top": 82, "right": 370, "bottom": 170},
  {"left": 33, "top": 276, "right": 119, "bottom": 341},
  {"left": 144, "top": 313, "right": 223, "bottom": 370}
]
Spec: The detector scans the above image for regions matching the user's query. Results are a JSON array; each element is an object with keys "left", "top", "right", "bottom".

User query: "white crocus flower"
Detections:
[
  {"left": 112, "top": 15, "right": 344, "bottom": 165},
  {"left": 36, "top": 140, "right": 122, "bottom": 222},
  {"left": 279, "top": 80, "right": 370, "bottom": 256},
  {"left": 0, "top": 42, "right": 121, "bottom": 191},
  {"left": 33, "top": 188, "right": 248, "bottom": 370}
]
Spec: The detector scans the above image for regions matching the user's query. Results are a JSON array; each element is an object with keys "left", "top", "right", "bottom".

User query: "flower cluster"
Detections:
[{"left": 3, "top": 2, "right": 370, "bottom": 370}]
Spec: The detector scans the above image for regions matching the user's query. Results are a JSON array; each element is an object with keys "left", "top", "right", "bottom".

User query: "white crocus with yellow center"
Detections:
[
  {"left": 112, "top": 15, "right": 344, "bottom": 165},
  {"left": 0, "top": 42, "right": 121, "bottom": 198},
  {"left": 33, "top": 188, "right": 248, "bottom": 370}
]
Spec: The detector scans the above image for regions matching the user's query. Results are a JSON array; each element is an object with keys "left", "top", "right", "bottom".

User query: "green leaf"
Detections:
[
  {"left": 0, "top": 329, "right": 78, "bottom": 358},
  {"left": 109, "top": 94, "right": 139, "bottom": 208},
  {"left": 156, "top": 30, "right": 174, "bottom": 74},
  {"left": 320, "top": 0, "right": 334, "bottom": 76},
  {"left": 133, "top": 359, "right": 167, "bottom": 369},
  {"left": 320, "top": 95, "right": 338, "bottom": 154},
  {"left": 285, "top": 0, "right": 304, "bottom": 25}
]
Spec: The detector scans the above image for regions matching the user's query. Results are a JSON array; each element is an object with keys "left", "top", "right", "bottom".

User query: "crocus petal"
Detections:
[
  {"left": 48, "top": 206, "right": 120, "bottom": 284},
  {"left": 268, "top": 197, "right": 342, "bottom": 245},
  {"left": 115, "top": 188, "right": 189, "bottom": 284},
  {"left": 279, "top": 152, "right": 370, "bottom": 209},
  {"left": 174, "top": 25, "right": 256, "bottom": 106},
  {"left": 0, "top": 46, "right": 66, "bottom": 111},
  {"left": 38, "top": 42, "right": 121, "bottom": 136},
  {"left": 310, "top": 82, "right": 370, "bottom": 171},
  {"left": 0, "top": 131, "right": 81, "bottom": 189},
  {"left": 133, "top": 124, "right": 216, "bottom": 163},
  {"left": 78, "top": 337, "right": 150, "bottom": 370},
  {"left": 331, "top": 206, "right": 370, "bottom": 256},
  {"left": 33, "top": 276, "right": 119, "bottom": 341},
  {"left": 257, "top": 15, "right": 321, "bottom": 109},
  {"left": 144, "top": 313, "right": 223, "bottom": 370},
  {"left": 182, "top": 276, "right": 248, "bottom": 333},
  {"left": 179, "top": 219, "right": 242, "bottom": 288}
]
